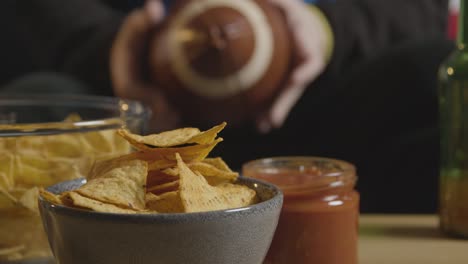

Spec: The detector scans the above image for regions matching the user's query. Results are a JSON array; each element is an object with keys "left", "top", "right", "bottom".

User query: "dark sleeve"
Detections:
[
  {"left": 316, "top": 0, "right": 449, "bottom": 74},
  {"left": 1, "top": 0, "right": 125, "bottom": 95}
]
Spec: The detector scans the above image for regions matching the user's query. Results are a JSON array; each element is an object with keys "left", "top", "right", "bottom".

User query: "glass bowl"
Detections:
[{"left": 0, "top": 94, "right": 150, "bottom": 263}]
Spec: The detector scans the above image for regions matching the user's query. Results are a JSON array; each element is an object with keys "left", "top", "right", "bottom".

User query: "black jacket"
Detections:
[{"left": 318, "top": 0, "right": 448, "bottom": 74}]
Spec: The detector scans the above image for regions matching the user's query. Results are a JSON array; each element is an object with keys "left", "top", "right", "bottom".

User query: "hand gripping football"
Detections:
[{"left": 148, "top": 0, "right": 292, "bottom": 125}]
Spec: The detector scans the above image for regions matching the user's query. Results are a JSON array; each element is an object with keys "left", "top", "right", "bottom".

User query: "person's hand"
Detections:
[
  {"left": 257, "top": 0, "right": 334, "bottom": 133},
  {"left": 110, "top": 0, "right": 180, "bottom": 132}
]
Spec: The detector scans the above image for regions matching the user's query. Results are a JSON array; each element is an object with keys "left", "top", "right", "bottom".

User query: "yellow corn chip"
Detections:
[
  {"left": 14, "top": 163, "right": 53, "bottom": 187},
  {"left": 80, "top": 130, "right": 114, "bottom": 153},
  {"left": 87, "top": 138, "right": 222, "bottom": 179},
  {"left": 177, "top": 153, "right": 226, "bottom": 212},
  {"left": 146, "top": 192, "right": 183, "bottom": 213},
  {"left": 0, "top": 172, "right": 12, "bottom": 190},
  {"left": 161, "top": 167, "right": 178, "bottom": 176},
  {"left": 176, "top": 153, "right": 257, "bottom": 213},
  {"left": 145, "top": 138, "right": 223, "bottom": 171},
  {"left": 216, "top": 183, "right": 258, "bottom": 208},
  {"left": 183, "top": 122, "right": 226, "bottom": 145},
  {"left": 76, "top": 159, "right": 147, "bottom": 210},
  {"left": 63, "top": 192, "right": 138, "bottom": 214},
  {"left": 0, "top": 153, "right": 14, "bottom": 189},
  {"left": 87, "top": 157, "right": 124, "bottom": 180},
  {"left": 117, "top": 127, "right": 201, "bottom": 149},
  {"left": 159, "top": 160, "right": 238, "bottom": 186},
  {"left": 0, "top": 187, "right": 17, "bottom": 209},
  {"left": 45, "top": 134, "right": 83, "bottom": 158},
  {"left": 147, "top": 180, "right": 179, "bottom": 195},
  {"left": 13, "top": 136, "right": 44, "bottom": 151},
  {"left": 39, "top": 189, "right": 63, "bottom": 206},
  {"left": 202, "top": 157, "right": 233, "bottom": 172},
  {"left": 58, "top": 191, "right": 75, "bottom": 207},
  {"left": 115, "top": 129, "right": 149, "bottom": 150},
  {"left": 117, "top": 122, "right": 226, "bottom": 149},
  {"left": 18, "top": 187, "right": 39, "bottom": 212},
  {"left": 16, "top": 154, "right": 49, "bottom": 170},
  {"left": 0, "top": 244, "right": 25, "bottom": 258},
  {"left": 188, "top": 161, "right": 238, "bottom": 182},
  {"left": 146, "top": 170, "right": 178, "bottom": 188},
  {"left": 14, "top": 156, "right": 83, "bottom": 187}
]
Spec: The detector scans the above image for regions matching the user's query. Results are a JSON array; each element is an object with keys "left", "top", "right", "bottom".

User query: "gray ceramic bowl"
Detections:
[{"left": 38, "top": 177, "right": 283, "bottom": 264}]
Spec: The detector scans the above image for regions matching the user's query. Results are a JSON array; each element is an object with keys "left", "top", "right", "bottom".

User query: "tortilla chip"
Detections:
[
  {"left": 115, "top": 129, "right": 149, "bottom": 150},
  {"left": 76, "top": 159, "right": 147, "bottom": 210},
  {"left": 145, "top": 138, "right": 223, "bottom": 171},
  {"left": 39, "top": 189, "right": 63, "bottom": 206},
  {"left": 117, "top": 122, "right": 226, "bottom": 149},
  {"left": 45, "top": 134, "right": 83, "bottom": 158},
  {"left": 14, "top": 163, "right": 53, "bottom": 187},
  {"left": 87, "top": 137, "right": 222, "bottom": 180},
  {"left": 0, "top": 172, "right": 12, "bottom": 190},
  {"left": 59, "top": 191, "right": 75, "bottom": 207},
  {"left": 87, "top": 157, "right": 123, "bottom": 180},
  {"left": 0, "top": 153, "right": 14, "bottom": 189},
  {"left": 14, "top": 154, "right": 83, "bottom": 187},
  {"left": 176, "top": 153, "right": 257, "bottom": 213},
  {"left": 176, "top": 154, "right": 234, "bottom": 212},
  {"left": 146, "top": 170, "right": 179, "bottom": 188},
  {"left": 146, "top": 192, "right": 183, "bottom": 213},
  {"left": 64, "top": 192, "right": 138, "bottom": 214},
  {"left": 159, "top": 160, "right": 238, "bottom": 186},
  {"left": 18, "top": 187, "right": 39, "bottom": 212},
  {"left": 15, "top": 154, "right": 49, "bottom": 170},
  {"left": 188, "top": 161, "right": 238, "bottom": 182},
  {"left": 161, "top": 167, "right": 178, "bottom": 176},
  {"left": 202, "top": 157, "right": 233, "bottom": 172},
  {"left": 147, "top": 180, "right": 179, "bottom": 195},
  {"left": 80, "top": 130, "right": 114, "bottom": 153},
  {"left": 177, "top": 154, "right": 225, "bottom": 212},
  {"left": 184, "top": 122, "right": 226, "bottom": 145},
  {"left": 204, "top": 177, "right": 230, "bottom": 186},
  {"left": 0, "top": 244, "right": 25, "bottom": 258},
  {"left": 216, "top": 183, "right": 258, "bottom": 208},
  {"left": 0, "top": 187, "right": 17, "bottom": 209},
  {"left": 117, "top": 127, "right": 201, "bottom": 149}
]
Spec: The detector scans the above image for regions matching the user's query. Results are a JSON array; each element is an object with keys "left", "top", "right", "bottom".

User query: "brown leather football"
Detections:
[{"left": 148, "top": 0, "right": 292, "bottom": 125}]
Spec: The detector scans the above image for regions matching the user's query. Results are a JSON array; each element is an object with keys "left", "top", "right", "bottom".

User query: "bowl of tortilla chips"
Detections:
[
  {"left": 38, "top": 123, "right": 283, "bottom": 264},
  {"left": 0, "top": 94, "right": 149, "bottom": 263}
]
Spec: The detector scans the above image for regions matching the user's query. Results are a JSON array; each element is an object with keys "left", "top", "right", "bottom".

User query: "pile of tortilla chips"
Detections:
[
  {"left": 0, "top": 114, "right": 130, "bottom": 261},
  {"left": 41, "top": 122, "right": 258, "bottom": 214}
]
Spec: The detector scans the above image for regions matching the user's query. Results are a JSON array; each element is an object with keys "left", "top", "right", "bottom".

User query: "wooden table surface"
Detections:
[{"left": 359, "top": 215, "right": 468, "bottom": 264}]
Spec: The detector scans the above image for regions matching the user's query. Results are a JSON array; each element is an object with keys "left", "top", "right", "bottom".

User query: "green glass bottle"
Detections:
[{"left": 439, "top": 0, "right": 468, "bottom": 238}]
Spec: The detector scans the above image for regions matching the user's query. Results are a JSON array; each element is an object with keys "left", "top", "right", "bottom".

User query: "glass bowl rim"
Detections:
[{"left": 0, "top": 94, "right": 150, "bottom": 136}]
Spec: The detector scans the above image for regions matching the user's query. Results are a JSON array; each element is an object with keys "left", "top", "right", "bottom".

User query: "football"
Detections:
[{"left": 148, "top": 0, "right": 292, "bottom": 125}]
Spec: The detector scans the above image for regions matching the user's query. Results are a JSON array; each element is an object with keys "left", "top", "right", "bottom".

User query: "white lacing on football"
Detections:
[{"left": 167, "top": 0, "right": 274, "bottom": 99}]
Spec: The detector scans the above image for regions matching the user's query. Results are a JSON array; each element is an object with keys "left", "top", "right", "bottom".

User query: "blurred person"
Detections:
[{"left": 0, "top": 0, "right": 453, "bottom": 213}]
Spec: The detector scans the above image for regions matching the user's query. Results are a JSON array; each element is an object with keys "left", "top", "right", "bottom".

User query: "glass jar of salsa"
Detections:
[{"left": 242, "top": 156, "right": 359, "bottom": 264}]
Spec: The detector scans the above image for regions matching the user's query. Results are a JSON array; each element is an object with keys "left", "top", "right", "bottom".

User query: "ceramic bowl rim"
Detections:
[{"left": 39, "top": 177, "right": 283, "bottom": 222}]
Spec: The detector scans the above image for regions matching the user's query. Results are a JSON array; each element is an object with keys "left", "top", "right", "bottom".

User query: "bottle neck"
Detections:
[{"left": 458, "top": 0, "right": 468, "bottom": 46}]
